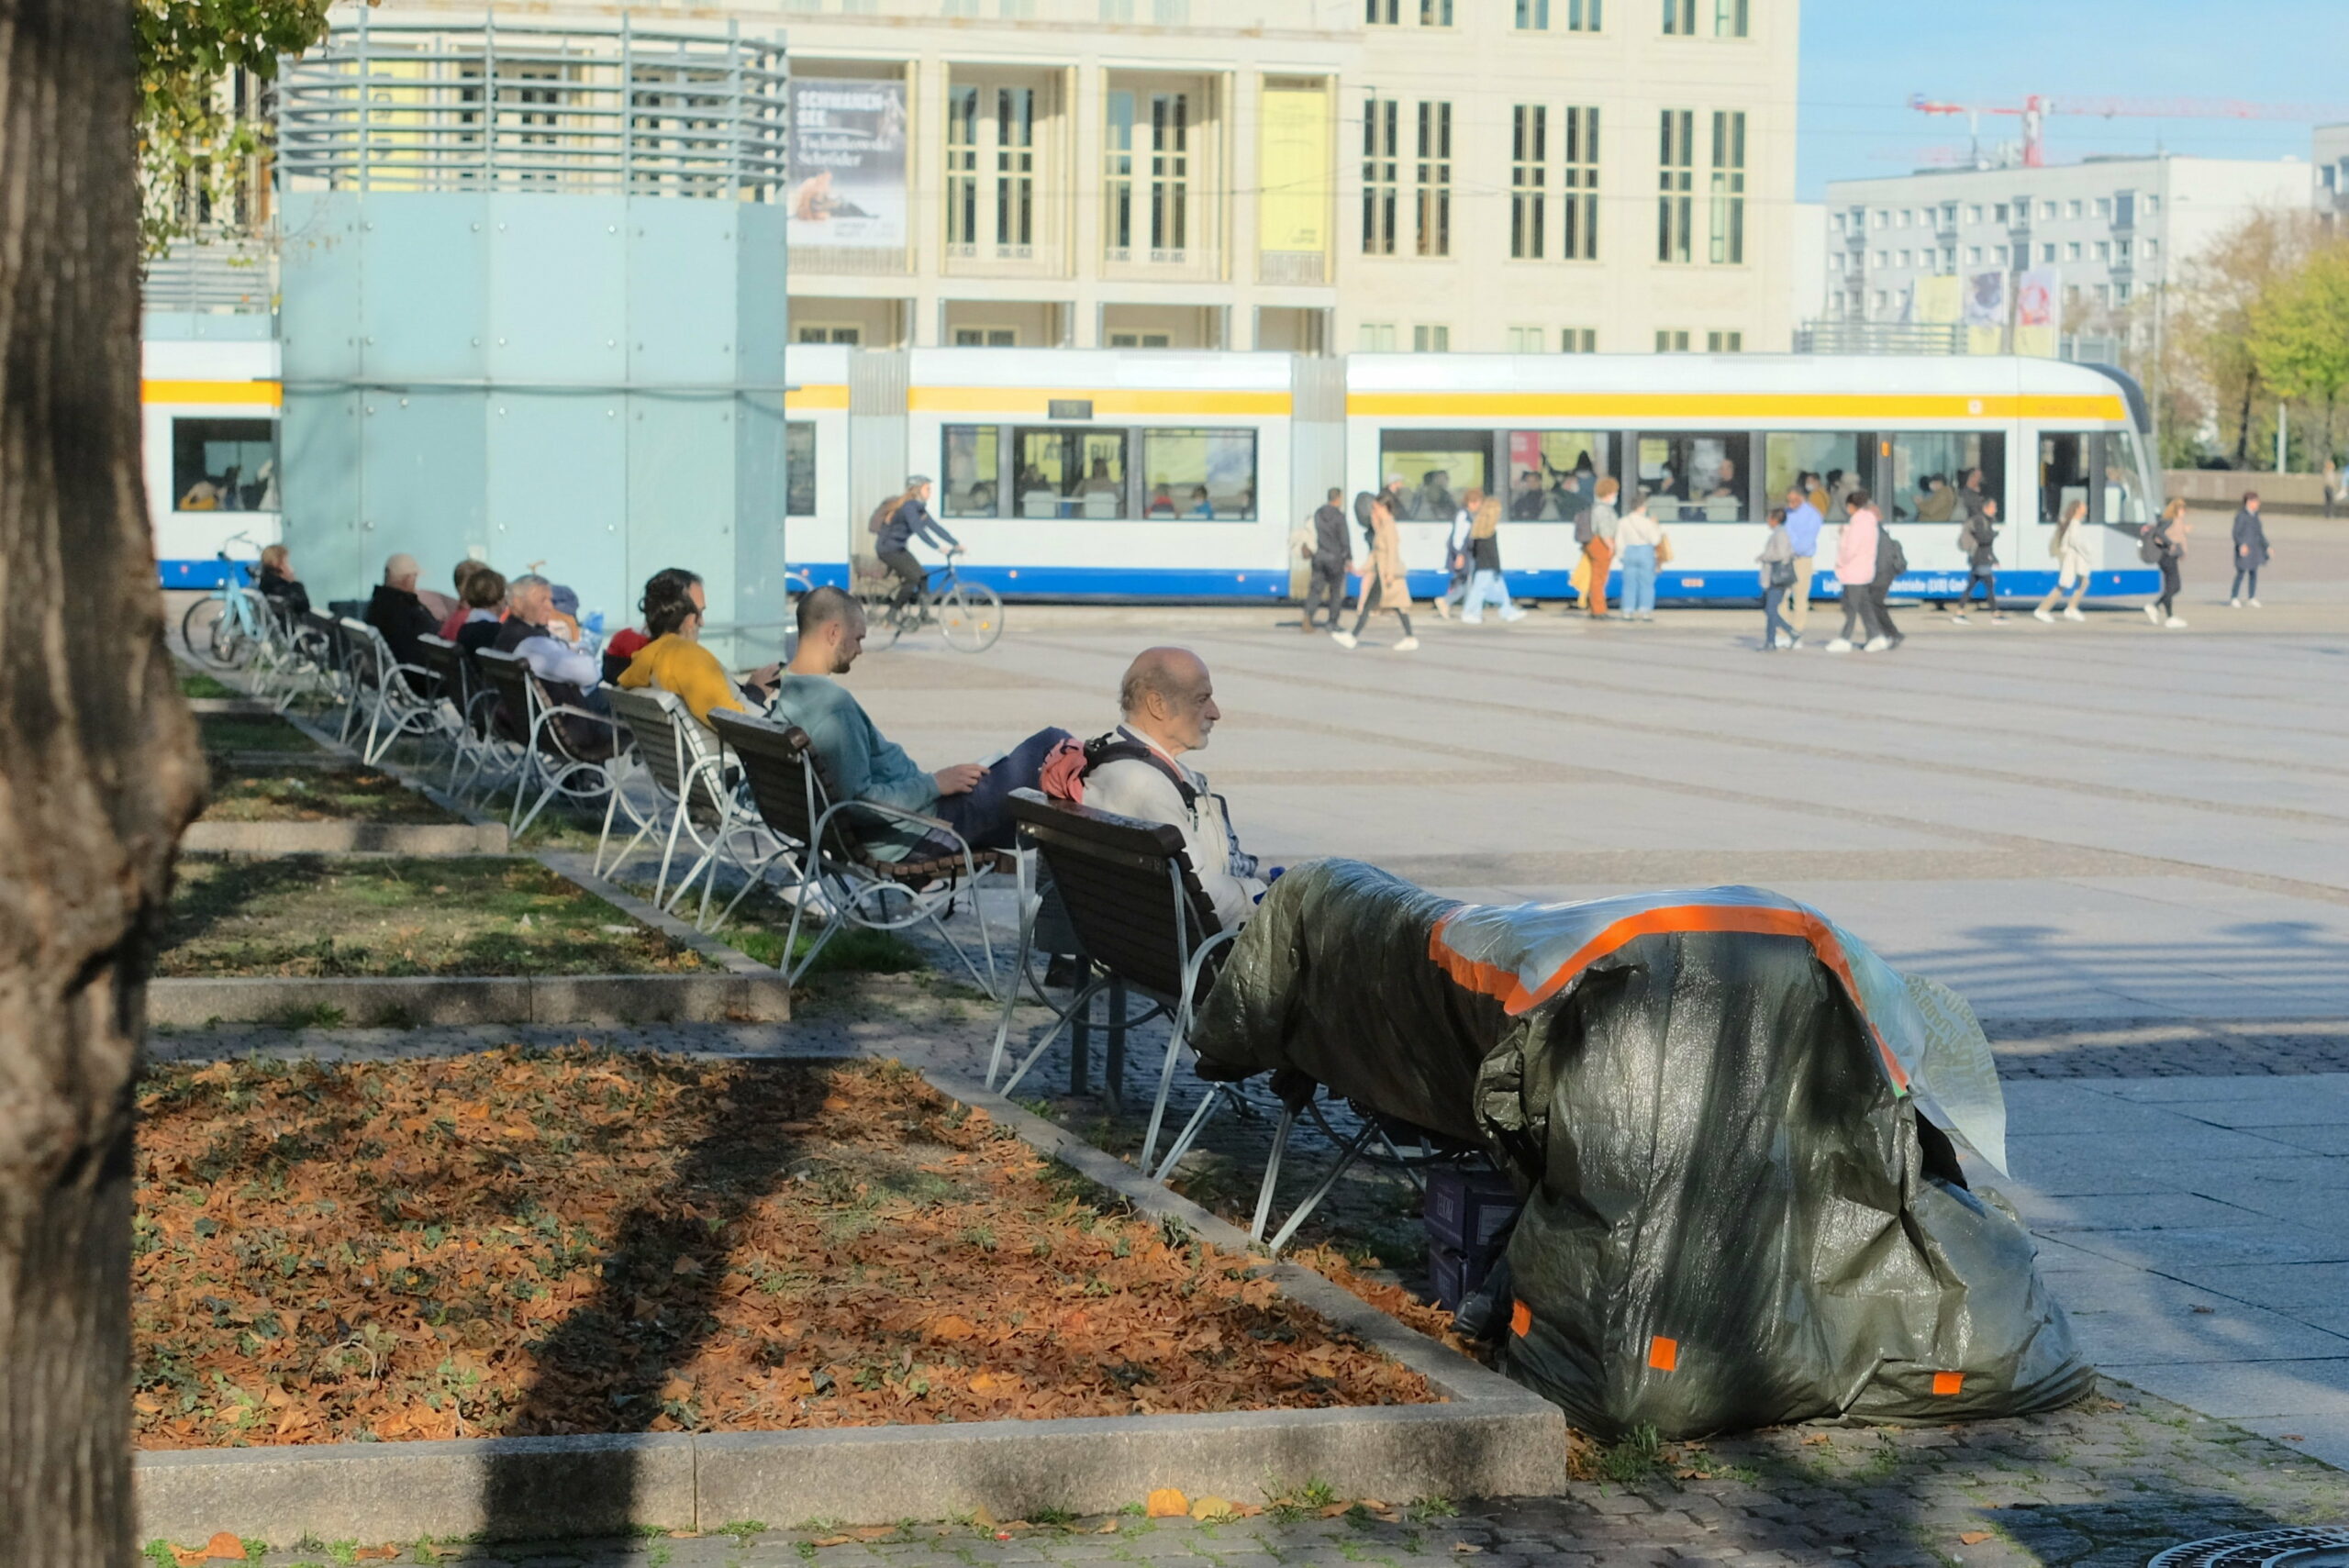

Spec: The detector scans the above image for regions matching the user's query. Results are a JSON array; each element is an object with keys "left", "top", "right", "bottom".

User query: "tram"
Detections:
[
  {"left": 785, "top": 350, "right": 2162, "bottom": 604},
  {"left": 143, "top": 334, "right": 284, "bottom": 588}
]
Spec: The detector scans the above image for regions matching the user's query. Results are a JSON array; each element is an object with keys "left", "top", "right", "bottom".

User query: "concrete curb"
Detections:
[
  {"left": 148, "top": 973, "right": 790, "bottom": 1027},
  {"left": 130, "top": 1075, "right": 1568, "bottom": 1543},
  {"left": 183, "top": 821, "right": 508, "bottom": 853}
]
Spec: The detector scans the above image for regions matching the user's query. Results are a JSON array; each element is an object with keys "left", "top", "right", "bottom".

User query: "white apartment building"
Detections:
[
  {"left": 364, "top": 0, "right": 1798, "bottom": 354},
  {"left": 2316, "top": 123, "right": 2349, "bottom": 229},
  {"left": 1820, "top": 155, "right": 2313, "bottom": 346}
]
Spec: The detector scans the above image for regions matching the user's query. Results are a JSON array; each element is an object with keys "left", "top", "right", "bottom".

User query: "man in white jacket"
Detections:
[{"left": 1082, "top": 647, "right": 1269, "bottom": 931}]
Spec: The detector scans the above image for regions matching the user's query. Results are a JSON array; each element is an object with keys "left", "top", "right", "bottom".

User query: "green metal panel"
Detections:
[
  {"left": 628, "top": 396, "right": 737, "bottom": 624},
  {"left": 628, "top": 200, "right": 737, "bottom": 385},
  {"left": 488, "top": 394, "right": 628, "bottom": 621},
  {"left": 489, "top": 195, "right": 629, "bottom": 386},
  {"left": 735, "top": 392, "right": 790, "bottom": 628},
  {"left": 362, "top": 390, "right": 488, "bottom": 580},
  {"left": 279, "top": 193, "right": 364, "bottom": 383},
  {"left": 735, "top": 206, "right": 790, "bottom": 391},
  {"left": 282, "top": 389, "right": 364, "bottom": 595},
  {"left": 362, "top": 194, "right": 488, "bottom": 384}
]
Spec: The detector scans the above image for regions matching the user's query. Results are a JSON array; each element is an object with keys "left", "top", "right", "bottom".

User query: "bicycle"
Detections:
[
  {"left": 857, "top": 552, "right": 1004, "bottom": 652},
  {"left": 179, "top": 532, "right": 269, "bottom": 669}
]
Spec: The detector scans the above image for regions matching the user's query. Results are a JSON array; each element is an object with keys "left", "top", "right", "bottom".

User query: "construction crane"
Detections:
[{"left": 1908, "top": 93, "right": 2349, "bottom": 169}]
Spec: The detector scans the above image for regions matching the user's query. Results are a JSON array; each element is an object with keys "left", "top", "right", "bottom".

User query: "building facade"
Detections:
[
  {"left": 1819, "top": 155, "right": 2314, "bottom": 352},
  {"left": 2317, "top": 123, "right": 2349, "bottom": 230},
  {"left": 362, "top": 0, "right": 1798, "bottom": 356}
]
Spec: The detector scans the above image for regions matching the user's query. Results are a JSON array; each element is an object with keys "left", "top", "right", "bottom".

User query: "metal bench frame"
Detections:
[
  {"left": 473, "top": 648, "right": 618, "bottom": 836},
  {"left": 602, "top": 686, "right": 787, "bottom": 929}
]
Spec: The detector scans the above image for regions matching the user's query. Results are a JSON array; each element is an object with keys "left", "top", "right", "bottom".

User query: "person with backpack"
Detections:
[
  {"left": 1824, "top": 491, "right": 1883, "bottom": 653},
  {"left": 1866, "top": 495, "right": 1907, "bottom": 650},
  {"left": 871, "top": 475, "right": 961, "bottom": 617},
  {"left": 2231, "top": 491, "right": 2270, "bottom": 608},
  {"left": 1756, "top": 507, "right": 1798, "bottom": 651},
  {"left": 2035, "top": 498, "right": 2093, "bottom": 624},
  {"left": 1578, "top": 476, "right": 1620, "bottom": 618},
  {"left": 2142, "top": 496, "right": 2190, "bottom": 628},
  {"left": 1949, "top": 496, "right": 2006, "bottom": 624},
  {"left": 1433, "top": 487, "right": 1479, "bottom": 619},
  {"left": 1459, "top": 495, "right": 1528, "bottom": 625},
  {"left": 1046, "top": 647, "right": 1271, "bottom": 932},
  {"left": 1299, "top": 487, "right": 1352, "bottom": 633}
]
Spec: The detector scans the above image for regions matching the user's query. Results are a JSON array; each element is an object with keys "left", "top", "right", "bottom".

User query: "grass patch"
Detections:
[
  {"left": 180, "top": 671, "right": 239, "bottom": 699},
  {"left": 159, "top": 856, "right": 714, "bottom": 978},
  {"left": 616, "top": 880, "right": 928, "bottom": 978},
  {"left": 201, "top": 765, "right": 461, "bottom": 826},
  {"left": 198, "top": 713, "right": 320, "bottom": 754},
  {"left": 132, "top": 1053, "right": 1432, "bottom": 1451}
]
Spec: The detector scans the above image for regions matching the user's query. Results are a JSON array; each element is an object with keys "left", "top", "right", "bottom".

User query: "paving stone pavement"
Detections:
[{"left": 198, "top": 1385, "right": 2342, "bottom": 1568}]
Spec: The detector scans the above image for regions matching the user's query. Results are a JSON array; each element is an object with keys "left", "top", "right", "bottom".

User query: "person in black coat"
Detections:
[
  {"left": 255, "top": 543, "right": 310, "bottom": 617},
  {"left": 363, "top": 552, "right": 440, "bottom": 684},
  {"left": 1299, "top": 487, "right": 1351, "bottom": 633},
  {"left": 2231, "top": 491, "right": 2270, "bottom": 607}
]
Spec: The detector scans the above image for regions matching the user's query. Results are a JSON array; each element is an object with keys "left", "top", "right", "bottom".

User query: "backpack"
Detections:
[
  {"left": 1878, "top": 530, "right": 1908, "bottom": 578},
  {"left": 867, "top": 492, "right": 908, "bottom": 537},
  {"left": 2137, "top": 522, "right": 2165, "bottom": 564},
  {"left": 1079, "top": 732, "right": 1199, "bottom": 810}
]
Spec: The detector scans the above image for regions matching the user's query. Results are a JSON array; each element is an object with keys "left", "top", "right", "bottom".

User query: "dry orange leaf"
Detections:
[
  {"left": 809, "top": 1538, "right": 853, "bottom": 1549},
  {"left": 170, "top": 1549, "right": 208, "bottom": 1566},
  {"left": 928, "top": 1315, "right": 979, "bottom": 1342},
  {"left": 1146, "top": 1487, "right": 1189, "bottom": 1518},
  {"left": 1188, "top": 1496, "right": 1235, "bottom": 1521},
  {"left": 204, "top": 1533, "right": 247, "bottom": 1561},
  {"left": 354, "top": 1546, "right": 400, "bottom": 1561},
  {"left": 1957, "top": 1532, "right": 1992, "bottom": 1546}
]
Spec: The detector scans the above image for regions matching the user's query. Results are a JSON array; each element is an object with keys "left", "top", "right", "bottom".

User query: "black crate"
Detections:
[
  {"left": 1423, "top": 1164, "right": 1518, "bottom": 1252},
  {"left": 1427, "top": 1240, "right": 1503, "bottom": 1314}
]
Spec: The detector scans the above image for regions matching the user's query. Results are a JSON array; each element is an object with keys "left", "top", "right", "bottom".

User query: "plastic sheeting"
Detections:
[{"left": 1189, "top": 862, "right": 2092, "bottom": 1439}]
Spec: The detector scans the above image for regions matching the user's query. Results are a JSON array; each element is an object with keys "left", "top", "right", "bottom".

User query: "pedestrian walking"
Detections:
[
  {"left": 2324, "top": 456, "right": 2339, "bottom": 520},
  {"left": 1433, "top": 489, "right": 1478, "bottom": 619},
  {"left": 2035, "top": 498, "right": 2093, "bottom": 623},
  {"left": 1757, "top": 506, "right": 1798, "bottom": 651},
  {"left": 1580, "top": 477, "right": 1620, "bottom": 618},
  {"left": 1615, "top": 491, "right": 1663, "bottom": 621},
  {"left": 1299, "top": 486, "right": 1351, "bottom": 632},
  {"left": 1866, "top": 495, "right": 1906, "bottom": 651},
  {"left": 1330, "top": 494, "right": 1418, "bottom": 651},
  {"left": 1824, "top": 494, "right": 1881, "bottom": 652},
  {"left": 2141, "top": 495, "right": 2190, "bottom": 628},
  {"left": 1949, "top": 496, "right": 2007, "bottom": 623},
  {"left": 1782, "top": 483, "right": 1822, "bottom": 639},
  {"left": 2231, "top": 491, "right": 2270, "bottom": 607},
  {"left": 1459, "top": 495, "right": 1527, "bottom": 625}
]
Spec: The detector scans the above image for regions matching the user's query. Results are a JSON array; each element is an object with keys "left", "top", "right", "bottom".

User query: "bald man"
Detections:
[
  {"left": 1081, "top": 648, "right": 1268, "bottom": 930},
  {"left": 363, "top": 551, "right": 441, "bottom": 682}
]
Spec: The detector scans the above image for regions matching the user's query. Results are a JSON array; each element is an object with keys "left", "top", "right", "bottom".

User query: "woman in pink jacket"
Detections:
[{"left": 1826, "top": 493, "right": 1882, "bottom": 653}]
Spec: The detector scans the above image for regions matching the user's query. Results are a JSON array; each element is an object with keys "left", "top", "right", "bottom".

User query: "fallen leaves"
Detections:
[
  {"left": 166, "top": 1535, "right": 247, "bottom": 1566},
  {"left": 133, "top": 1052, "right": 1434, "bottom": 1450},
  {"left": 1146, "top": 1488, "right": 1190, "bottom": 1518},
  {"left": 1957, "top": 1531, "right": 1993, "bottom": 1546}
]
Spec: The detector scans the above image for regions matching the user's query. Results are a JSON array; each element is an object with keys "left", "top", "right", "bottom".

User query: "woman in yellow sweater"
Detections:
[{"left": 615, "top": 570, "right": 775, "bottom": 725}]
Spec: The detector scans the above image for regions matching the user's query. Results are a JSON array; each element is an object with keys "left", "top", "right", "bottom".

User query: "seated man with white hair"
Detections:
[
  {"left": 1065, "top": 647, "right": 1270, "bottom": 931},
  {"left": 363, "top": 552, "right": 441, "bottom": 679},
  {"left": 494, "top": 573, "right": 612, "bottom": 731}
]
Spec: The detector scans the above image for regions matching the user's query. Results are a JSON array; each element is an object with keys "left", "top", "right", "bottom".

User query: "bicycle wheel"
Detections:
[
  {"left": 940, "top": 581, "right": 1004, "bottom": 652},
  {"left": 181, "top": 596, "right": 230, "bottom": 666},
  {"left": 211, "top": 606, "right": 256, "bottom": 669}
]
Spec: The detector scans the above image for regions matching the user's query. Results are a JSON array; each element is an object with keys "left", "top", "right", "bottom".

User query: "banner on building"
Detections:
[
  {"left": 1962, "top": 269, "right": 2009, "bottom": 355},
  {"left": 2014, "top": 266, "right": 2062, "bottom": 358},
  {"left": 1914, "top": 274, "right": 1963, "bottom": 327},
  {"left": 1258, "top": 79, "right": 1332, "bottom": 263},
  {"left": 787, "top": 78, "right": 907, "bottom": 250}
]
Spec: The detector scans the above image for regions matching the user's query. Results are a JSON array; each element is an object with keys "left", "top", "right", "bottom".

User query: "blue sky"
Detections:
[{"left": 1798, "top": 0, "right": 2349, "bottom": 198}]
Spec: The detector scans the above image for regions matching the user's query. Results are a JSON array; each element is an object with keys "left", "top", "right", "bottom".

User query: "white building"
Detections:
[
  {"left": 1820, "top": 155, "right": 2313, "bottom": 348},
  {"left": 357, "top": 0, "right": 1801, "bottom": 356},
  {"left": 2316, "top": 123, "right": 2349, "bottom": 229}
]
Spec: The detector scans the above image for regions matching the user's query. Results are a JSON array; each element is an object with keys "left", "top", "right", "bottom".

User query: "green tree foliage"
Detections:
[
  {"left": 2248, "top": 240, "right": 2349, "bottom": 417},
  {"left": 137, "top": 0, "right": 335, "bottom": 255}
]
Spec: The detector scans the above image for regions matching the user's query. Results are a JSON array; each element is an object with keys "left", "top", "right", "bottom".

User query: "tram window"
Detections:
[
  {"left": 1764, "top": 432, "right": 1866, "bottom": 521},
  {"left": 1141, "top": 429, "right": 1256, "bottom": 520},
  {"left": 785, "top": 421, "right": 817, "bottom": 517},
  {"left": 1504, "top": 431, "right": 1612, "bottom": 521},
  {"left": 1012, "top": 426, "right": 1130, "bottom": 519},
  {"left": 172, "top": 417, "right": 277, "bottom": 512},
  {"left": 1378, "top": 430, "right": 1490, "bottom": 519},
  {"left": 2103, "top": 428, "right": 2152, "bottom": 524},
  {"left": 1887, "top": 431, "right": 2005, "bottom": 524},
  {"left": 1636, "top": 431, "right": 1751, "bottom": 522},
  {"left": 2038, "top": 432, "right": 2091, "bottom": 525},
  {"left": 941, "top": 426, "right": 1005, "bottom": 518}
]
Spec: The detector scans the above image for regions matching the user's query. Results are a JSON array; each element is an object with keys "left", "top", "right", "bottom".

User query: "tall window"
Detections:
[
  {"left": 1361, "top": 97, "right": 1398, "bottom": 255},
  {"left": 945, "top": 86, "right": 980, "bottom": 250},
  {"left": 1507, "top": 326, "right": 1545, "bottom": 351},
  {"left": 1510, "top": 106, "right": 1546, "bottom": 260},
  {"left": 1707, "top": 329, "right": 1742, "bottom": 351},
  {"left": 1663, "top": 0, "right": 1695, "bottom": 31},
  {"left": 1518, "top": 0, "right": 1602, "bottom": 22},
  {"left": 1657, "top": 109, "right": 1693, "bottom": 262},
  {"left": 996, "top": 88, "right": 1035, "bottom": 251},
  {"left": 1148, "top": 92, "right": 1189, "bottom": 256},
  {"left": 1358, "top": 322, "right": 1397, "bottom": 350},
  {"left": 1712, "top": 0, "right": 1748, "bottom": 34},
  {"left": 1104, "top": 92, "right": 1135, "bottom": 256},
  {"left": 1655, "top": 329, "right": 1690, "bottom": 351},
  {"left": 1563, "top": 105, "right": 1599, "bottom": 259},
  {"left": 1562, "top": 328, "right": 1597, "bottom": 352},
  {"left": 1419, "top": 0, "right": 1453, "bottom": 20},
  {"left": 1413, "top": 324, "right": 1450, "bottom": 351},
  {"left": 1416, "top": 100, "right": 1453, "bottom": 257},
  {"left": 1365, "top": 0, "right": 1397, "bottom": 20},
  {"left": 1709, "top": 109, "right": 1745, "bottom": 263}
]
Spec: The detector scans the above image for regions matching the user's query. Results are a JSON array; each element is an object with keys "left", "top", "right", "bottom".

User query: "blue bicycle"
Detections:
[{"left": 179, "top": 532, "right": 269, "bottom": 668}]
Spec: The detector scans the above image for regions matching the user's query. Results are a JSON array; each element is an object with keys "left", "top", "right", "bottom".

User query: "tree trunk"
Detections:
[{"left": 0, "top": 0, "right": 206, "bottom": 1561}]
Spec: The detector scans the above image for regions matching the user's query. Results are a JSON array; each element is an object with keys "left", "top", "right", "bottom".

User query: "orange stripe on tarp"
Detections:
[
  {"left": 1932, "top": 1371, "right": 1965, "bottom": 1396},
  {"left": 1428, "top": 902, "right": 1911, "bottom": 1094},
  {"left": 1648, "top": 1336, "right": 1679, "bottom": 1372},
  {"left": 1509, "top": 1299, "right": 1531, "bottom": 1338}
]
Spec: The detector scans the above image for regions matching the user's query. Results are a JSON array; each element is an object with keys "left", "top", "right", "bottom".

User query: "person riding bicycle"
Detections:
[{"left": 875, "top": 474, "right": 961, "bottom": 619}]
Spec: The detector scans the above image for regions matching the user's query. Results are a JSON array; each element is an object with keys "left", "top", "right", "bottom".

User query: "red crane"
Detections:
[{"left": 1908, "top": 93, "right": 2349, "bottom": 169}]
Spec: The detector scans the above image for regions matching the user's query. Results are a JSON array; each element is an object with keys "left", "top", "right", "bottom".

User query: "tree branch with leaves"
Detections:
[{"left": 137, "top": 0, "right": 334, "bottom": 255}]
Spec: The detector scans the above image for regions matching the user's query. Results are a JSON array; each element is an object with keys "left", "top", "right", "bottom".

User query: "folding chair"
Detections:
[
  {"left": 1246, "top": 1078, "right": 1482, "bottom": 1256},
  {"left": 298, "top": 611, "right": 356, "bottom": 729},
  {"left": 473, "top": 649, "right": 619, "bottom": 836},
  {"left": 338, "top": 617, "right": 443, "bottom": 765},
  {"left": 986, "top": 788, "right": 1239, "bottom": 1182},
  {"left": 417, "top": 635, "right": 507, "bottom": 799},
  {"left": 603, "top": 686, "right": 785, "bottom": 928},
  {"left": 709, "top": 709, "right": 1007, "bottom": 995}
]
